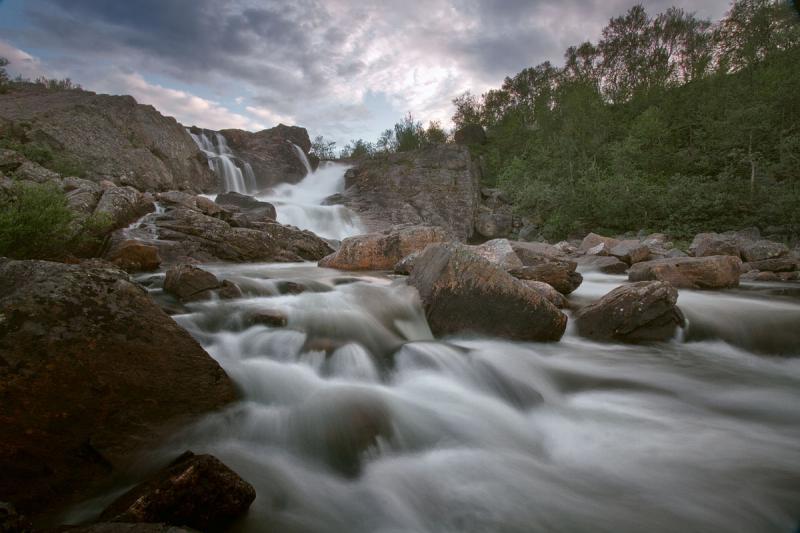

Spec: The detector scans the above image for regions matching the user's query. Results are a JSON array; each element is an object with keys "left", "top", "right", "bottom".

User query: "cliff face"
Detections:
[
  {"left": 0, "top": 84, "right": 217, "bottom": 192},
  {"left": 328, "top": 144, "right": 482, "bottom": 242},
  {"left": 218, "top": 124, "right": 314, "bottom": 189}
]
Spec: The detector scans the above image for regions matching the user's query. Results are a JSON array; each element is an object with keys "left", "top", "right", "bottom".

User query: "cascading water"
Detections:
[
  {"left": 69, "top": 263, "right": 800, "bottom": 533},
  {"left": 291, "top": 142, "right": 314, "bottom": 175},
  {"left": 188, "top": 130, "right": 249, "bottom": 193},
  {"left": 256, "top": 161, "right": 365, "bottom": 241}
]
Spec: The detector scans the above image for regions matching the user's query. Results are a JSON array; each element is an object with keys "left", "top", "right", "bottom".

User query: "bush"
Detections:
[{"left": 0, "top": 182, "right": 110, "bottom": 260}]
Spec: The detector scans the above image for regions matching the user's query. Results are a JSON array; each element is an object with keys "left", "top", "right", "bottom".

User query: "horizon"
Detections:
[{"left": 1, "top": 0, "right": 730, "bottom": 146}]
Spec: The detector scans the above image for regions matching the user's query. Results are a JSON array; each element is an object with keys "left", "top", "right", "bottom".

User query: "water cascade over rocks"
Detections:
[
  {"left": 65, "top": 259, "right": 800, "bottom": 532},
  {"left": 189, "top": 130, "right": 254, "bottom": 193}
]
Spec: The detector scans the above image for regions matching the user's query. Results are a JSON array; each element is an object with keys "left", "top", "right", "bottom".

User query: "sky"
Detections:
[{"left": 0, "top": 0, "right": 731, "bottom": 146}]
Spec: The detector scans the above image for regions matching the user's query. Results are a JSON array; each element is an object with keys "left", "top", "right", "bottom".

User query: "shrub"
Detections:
[{"left": 0, "top": 182, "right": 110, "bottom": 260}]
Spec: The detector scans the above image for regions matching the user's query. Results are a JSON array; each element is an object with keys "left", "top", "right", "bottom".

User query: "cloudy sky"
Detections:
[{"left": 0, "top": 0, "right": 730, "bottom": 146}]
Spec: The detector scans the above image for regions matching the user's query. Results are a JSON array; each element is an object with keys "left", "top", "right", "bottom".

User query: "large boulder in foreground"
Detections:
[
  {"left": 628, "top": 255, "right": 741, "bottom": 289},
  {"left": 0, "top": 84, "right": 217, "bottom": 191},
  {"left": 319, "top": 225, "right": 447, "bottom": 271},
  {"left": 574, "top": 281, "right": 684, "bottom": 342},
  {"left": 0, "top": 259, "right": 236, "bottom": 518},
  {"left": 99, "top": 451, "right": 255, "bottom": 531},
  {"left": 163, "top": 264, "right": 242, "bottom": 302},
  {"left": 330, "top": 145, "right": 481, "bottom": 241},
  {"left": 407, "top": 243, "right": 567, "bottom": 341}
]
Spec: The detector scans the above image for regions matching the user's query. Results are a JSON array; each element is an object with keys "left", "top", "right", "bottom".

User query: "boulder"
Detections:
[
  {"left": 521, "top": 281, "right": 568, "bottom": 308},
  {"left": 164, "top": 264, "right": 224, "bottom": 302},
  {"left": 469, "top": 239, "right": 523, "bottom": 270},
  {"left": 609, "top": 240, "right": 650, "bottom": 265},
  {"left": 106, "top": 240, "right": 161, "bottom": 272},
  {"left": 245, "top": 309, "right": 288, "bottom": 328},
  {"left": 575, "top": 255, "right": 629, "bottom": 274},
  {"left": 407, "top": 243, "right": 567, "bottom": 341},
  {"left": 393, "top": 251, "right": 421, "bottom": 275},
  {"left": 628, "top": 255, "right": 742, "bottom": 289},
  {"left": 579, "top": 233, "right": 620, "bottom": 253},
  {"left": 216, "top": 124, "right": 313, "bottom": 188},
  {"left": 688, "top": 232, "right": 740, "bottom": 257},
  {"left": 0, "top": 259, "right": 236, "bottom": 518},
  {"left": 94, "top": 186, "right": 154, "bottom": 230},
  {"left": 99, "top": 451, "right": 255, "bottom": 531},
  {"left": 744, "top": 257, "right": 798, "bottom": 273},
  {"left": 453, "top": 123, "right": 487, "bottom": 145},
  {"left": 574, "top": 281, "right": 684, "bottom": 342},
  {"left": 318, "top": 225, "right": 447, "bottom": 271},
  {"left": 0, "top": 84, "right": 217, "bottom": 191},
  {"left": 475, "top": 212, "right": 513, "bottom": 239},
  {"left": 509, "top": 263, "right": 583, "bottom": 295},
  {"left": 740, "top": 239, "right": 789, "bottom": 262},
  {"left": 328, "top": 145, "right": 481, "bottom": 241},
  {"left": 56, "top": 524, "right": 194, "bottom": 533},
  {"left": 64, "top": 178, "right": 104, "bottom": 215},
  {"left": 214, "top": 192, "right": 277, "bottom": 221},
  {"left": 510, "top": 241, "right": 565, "bottom": 262},
  {"left": 153, "top": 207, "right": 333, "bottom": 264}
]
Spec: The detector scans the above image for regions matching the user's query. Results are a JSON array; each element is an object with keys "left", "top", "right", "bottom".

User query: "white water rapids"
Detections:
[
  {"left": 69, "top": 262, "right": 800, "bottom": 532},
  {"left": 74, "top": 132, "right": 800, "bottom": 532}
]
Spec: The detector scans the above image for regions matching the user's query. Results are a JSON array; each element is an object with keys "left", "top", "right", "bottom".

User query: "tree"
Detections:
[
  {"left": 394, "top": 113, "right": 424, "bottom": 152},
  {"left": 0, "top": 57, "right": 9, "bottom": 93},
  {"left": 376, "top": 129, "right": 395, "bottom": 153},
  {"left": 451, "top": 91, "right": 483, "bottom": 129},
  {"left": 310, "top": 135, "right": 337, "bottom": 160},
  {"left": 423, "top": 121, "right": 448, "bottom": 145}
]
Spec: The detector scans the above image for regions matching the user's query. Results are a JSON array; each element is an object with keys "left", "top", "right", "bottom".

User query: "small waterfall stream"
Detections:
[{"left": 189, "top": 130, "right": 250, "bottom": 193}]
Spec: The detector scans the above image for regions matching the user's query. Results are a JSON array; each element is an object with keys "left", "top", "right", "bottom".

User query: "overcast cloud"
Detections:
[{"left": 0, "top": 0, "right": 730, "bottom": 144}]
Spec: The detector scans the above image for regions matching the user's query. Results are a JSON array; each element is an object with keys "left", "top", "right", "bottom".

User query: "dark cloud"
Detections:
[{"left": 8, "top": 0, "right": 731, "bottom": 141}]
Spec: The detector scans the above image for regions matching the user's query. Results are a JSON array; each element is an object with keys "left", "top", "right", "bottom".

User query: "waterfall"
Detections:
[
  {"left": 188, "top": 130, "right": 248, "bottom": 193},
  {"left": 291, "top": 142, "right": 313, "bottom": 175}
]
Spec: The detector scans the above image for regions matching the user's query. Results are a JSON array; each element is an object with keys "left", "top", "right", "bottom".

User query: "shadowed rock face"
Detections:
[
  {"left": 329, "top": 145, "right": 481, "bottom": 241},
  {"left": 0, "top": 84, "right": 216, "bottom": 191},
  {"left": 99, "top": 451, "right": 256, "bottom": 531},
  {"left": 628, "top": 255, "right": 742, "bottom": 289},
  {"left": 218, "top": 124, "right": 313, "bottom": 188},
  {"left": 407, "top": 243, "right": 567, "bottom": 341},
  {"left": 575, "top": 281, "right": 684, "bottom": 342},
  {"left": 0, "top": 259, "right": 237, "bottom": 519}
]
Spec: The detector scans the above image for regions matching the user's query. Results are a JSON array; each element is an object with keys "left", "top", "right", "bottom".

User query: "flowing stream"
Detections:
[{"left": 78, "top": 140, "right": 800, "bottom": 532}]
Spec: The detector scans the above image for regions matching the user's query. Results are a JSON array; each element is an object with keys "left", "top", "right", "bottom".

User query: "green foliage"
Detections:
[
  {"left": 0, "top": 182, "right": 111, "bottom": 260},
  {"left": 310, "top": 135, "right": 337, "bottom": 159},
  {"left": 458, "top": 0, "right": 800, "bottom": 239},
  {"left": 340, "top": 138, "right": 374, "bottom": 159},
  {"left": 394, "top": 113, "right": 424, "bottom": 152},
  {"left": 0, "top": 134, "right": 88, "bottom": 178},
  {"left": 0, "top": 57, "right": 9, "bottom": 94}
]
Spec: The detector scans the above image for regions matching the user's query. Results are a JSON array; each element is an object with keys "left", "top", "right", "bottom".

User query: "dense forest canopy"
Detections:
[{"left": 451, "top": 0, "right": 800, "bottom": 239}]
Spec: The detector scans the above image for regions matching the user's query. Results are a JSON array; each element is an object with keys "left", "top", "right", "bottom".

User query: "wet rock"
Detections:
[
  {"left": 509, "top": 263, "right": 583, "bottom": 295},
  {"left": 575, "top": 255, "right": 629, "bottom": 274},
  {"left": 476, "top": 212, "right": 513, "bottom": 239},
  {"left": 154, "top": 207, "right": 333, "bottom": 264},
  {"left": 574, "top": 281, "right": 684, "bottom": 342},
  {"left": 319, "top": 225, "right": 447, "bottom": 271},
  {"left": 579, "top": 233, "right": 620, "bottom": 253},
  {"left": 58, "top": 524, "right": 195, "bottom": 533},
  {"left": 510, "top": 241, "right": 565, "bottom": 262},
  {"left": 329, "top": 145, "right": 481, "bottom": 241},
  {"left": 740, "top": 239, "right": 789, "bottom": 262},
  {"left": 164, "top": 264, "right": 222, "bottom": 302},
  {"left": 469, "top": 238, "right": 523, "bottom": 270},
  {"left": 453, "top": 123, "right": 487, "bottom": 145},
  {"left": 0, "top": 259, "right": 236, "bottom": 518},
  {"left": 214, "top": 192, "right": 277, "bottom": 221},
  {"left": 521, "top": 280, "right": 568, "bottom": 308},
  {"left": 609, "top": 240, "right": 650, "bottom": 265},
  {"left": 407, "top": 242, "right": 567, "bottom": 341},
  {"left": 628, "top": 255, "right": 742, "bottom": 289},
  {"left": 94, "top": 186, "right": 154, "bottom": 230},
  {"left": 106, "top": 240, "right": 161, "bottom": 272},
  {"left": 688, "top": 232, "right": 740, "bottom": 257},
  {"left": 393, "top": 251, "right": 421, "bottom": 275},
  {"left": 245, "top": 309, "right": 288, "bottom": 328},
  {"left": 744, "top": 257, "right": 798, "bottom": 273},
  {"left": 99, "top": 451, "right": 255, "bottom": 531}
]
